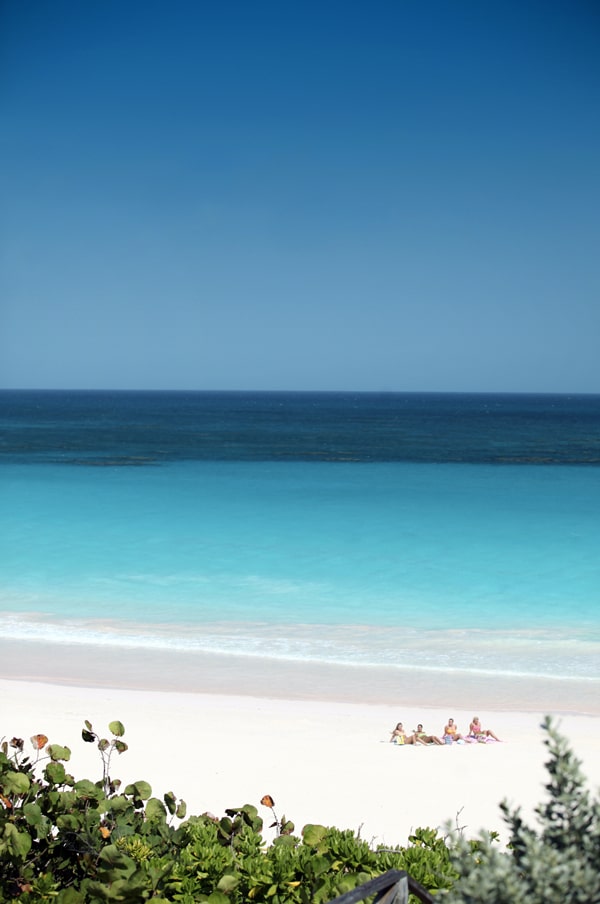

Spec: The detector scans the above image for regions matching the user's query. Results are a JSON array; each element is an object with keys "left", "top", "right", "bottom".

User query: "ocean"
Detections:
[{"left": 1, "top": 390, "right": 599, "bottom": 708}]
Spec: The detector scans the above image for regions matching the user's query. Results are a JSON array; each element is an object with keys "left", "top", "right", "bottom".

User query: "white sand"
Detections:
[{"left": 2, "top": 677, "right": 599, "bottom": 848}]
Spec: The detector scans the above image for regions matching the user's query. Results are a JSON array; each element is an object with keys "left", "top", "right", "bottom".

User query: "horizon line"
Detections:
[{"left": 1, "top": 387, "right": 599, "bottom": 398}]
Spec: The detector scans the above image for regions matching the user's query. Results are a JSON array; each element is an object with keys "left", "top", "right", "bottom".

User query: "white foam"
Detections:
[{"left": 1, "top": 612, "right": 598, "bottom": 683}]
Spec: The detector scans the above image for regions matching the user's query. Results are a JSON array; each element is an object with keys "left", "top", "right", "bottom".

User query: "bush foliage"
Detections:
[
  {"left": 444, "top": 715, "right": 600, "bottom": 904},
  {"left": 1, "top": 716, "right": 598, "bottom": 903},
  {"left": 0, "top": 720, "right": 454, "bottom": 902}
]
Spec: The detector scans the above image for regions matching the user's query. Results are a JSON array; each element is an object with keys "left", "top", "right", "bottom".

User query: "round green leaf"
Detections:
[
  {"left": 99, "top": 794, "right": 132, "bottom": 813},
  {"left": 108, "top": 720, "right": 125, "bottom": 737},
  {"left": 273, "top": 833, "right": 297, "bottom": 846},
  {"left": 44, "top": 762, "right": 66, "bottom": 784},
  {"left": 146, "top": 797, "right": 167, "bottom": 820},
  {"left": 74, "top": 779, "right": 99, "bottom": 793},
  {"left": 124, "top": 780, "right": 152, "bottom": 800},
  {"left": 74, "top": 779, "right": 104, "bottom": 801},
  {"left": 302, "top": 824, "right": 328, "bottom": 846},
  {"left": 23, "top": 802, "right": 43, "bottom": 826},
  {"left": 207, "top": 893, "right": 230, "bottom": 904},
  {"left": 2, "top": 823, "right": 32, "bottom": 858},
  {"left": 217, "top": 874, "right": 240, "bottom": 893},
  {"left": 2, "top": 772, "right": 31, "bottom": 795},
  {"left": 47, "top": 744, "right": 71, "bottom": 762}
]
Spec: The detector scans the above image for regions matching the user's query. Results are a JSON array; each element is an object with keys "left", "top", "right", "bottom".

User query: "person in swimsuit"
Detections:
[
  {"left": 413, "top": 723, "right": 443, "bottom": 745},
  {"left": 389, "top": 722, "right": 418, "bottom": 745},
  {"left": 442, "top": 718, "right": 464, "bottom": 742},
  {"left": 468, "top": 716, "right": 501, "bottom": 742}
]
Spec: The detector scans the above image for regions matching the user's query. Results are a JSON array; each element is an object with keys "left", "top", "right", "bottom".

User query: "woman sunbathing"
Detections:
[
  {"left": 468, "top": 716, "right": 501, "bottom": 742},
  {"left": 442, "top": 718, "right": 464, "bottom": 742},
  {"left": 389, "top": 722, "right": 418, "bottom": 745},
  {"left": 413, "top": 723, "right": 443, "bottom": 745}
]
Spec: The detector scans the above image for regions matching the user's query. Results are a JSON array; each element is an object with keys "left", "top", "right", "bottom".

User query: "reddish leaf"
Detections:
[{"left": 30, "top": 734, "right": 49, "bottom": 750}]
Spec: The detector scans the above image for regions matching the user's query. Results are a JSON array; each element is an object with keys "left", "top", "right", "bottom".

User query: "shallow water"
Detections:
[{"left": 1, "top": 391, "right": 599, "bottom": 702}]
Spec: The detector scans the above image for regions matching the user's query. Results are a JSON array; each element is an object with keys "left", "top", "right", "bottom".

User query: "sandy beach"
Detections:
[{"left": 2, "top": 661, "right": 600, "bottom": 850}]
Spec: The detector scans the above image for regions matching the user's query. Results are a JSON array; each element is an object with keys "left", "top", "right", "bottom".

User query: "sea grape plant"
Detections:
[
  {"left": 0, "top": 721, "right": 187, "bottom": 902},
  {"left": 0, "top": 719, "right": 455, "bottom": 902},
  {"left": 0, "top": 719, "right": 600, "bottom": 904},
  {"left": 81, "top": 719, "right": 128, "bottom": 795},
  {"left": 9, "top": 715, "right": 596, "bottom": 902}
]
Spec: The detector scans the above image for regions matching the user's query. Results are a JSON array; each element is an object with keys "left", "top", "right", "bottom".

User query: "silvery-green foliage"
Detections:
[{"left": 444, "top": 716, "right": 600, "bottom": 904}]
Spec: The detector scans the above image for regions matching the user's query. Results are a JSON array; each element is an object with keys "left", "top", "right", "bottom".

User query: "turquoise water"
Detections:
[{"left": 2, "top": 450, "right": 599, "bottom": 682}]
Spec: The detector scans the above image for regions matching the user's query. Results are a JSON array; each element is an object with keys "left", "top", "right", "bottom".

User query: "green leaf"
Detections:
[
  {"left": 124, "top": 780, "right": 152, "bottom": 800},
  {"left": 108, "top": 720, "right": 125, "bottom": 737},
  {"left": 97, "top": 844, "right": 137, "bottom": 878},
  {"left": 99, "top": 794, "right": 132, "bottom": 814},
  {"left": 302, "top": 824, "right": 328, "bottom": 846},
  {"left": 207, "top": 893, "right": 231, "bottom": 904},
  {"left": 241, "top": 804, "right": 259, "bottom": 819},
  {"left": 45, "top": 762, "right": 66, "bottom": 784},
  {"left": 56, "top": 888, "right": 86, "bottom": 904},
  {"left": 74, "top": 779, "right": 102, "bottom": 795},
  {"left": 57, "top": 790, "right": 77, "bottom": 809},
  {"left": 217, "top": 873, "right": 240, "bottom": 892},
  {"left": 1, "top": 771, "right": 31, "bottom": 794},
  {"left": 113, "top": 740, "right": 128, "bottom": 754},
  {"left": 176, "top": 799, "right": 187, "bottom": 819},
  {"left": 308, "top": 854, "right": 331, "bottom": 877},
  {"left": 47, "top": 744, "right": 71, "bottom": 762},
  {"left": 23, "top": 802, "right": 43, "bottom": 825},
  {"left": 56, "top": 814, "right": 82, "bottom": 831},
  {"left": 273, "top": 833, "right": 297, "bottom": 847},
  {"left": 219, "top": 816, "right": 233, "bottom": 835},
  {"left": 83, "top": 879, "right": 132, "bottom": 901},
  {"left": 146, "top": 797, "right": 167, "bottom": 820},
  {"left": 164, "top": 791, "right": 177, "bottom": 815},
  {"left": 2, "top": 823, "right": 32, "bottom": 858}
]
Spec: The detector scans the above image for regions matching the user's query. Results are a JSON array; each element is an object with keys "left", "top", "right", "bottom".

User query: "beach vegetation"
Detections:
[
  {"left": 0, "top": 720, "right": 455, "bottom": 902},
  {"left": 2, "top": 716, "right": 597, "bottom": 903},
  {"left": 444, "top": 715, "right": 600, "bottom": 903}
]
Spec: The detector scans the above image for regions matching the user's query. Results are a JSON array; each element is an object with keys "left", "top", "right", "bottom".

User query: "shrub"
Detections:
[
  {"left": 443, "top": 716, "right": 600, "bottom": 904},
  {"left": 7, "top": 715, "right": 594, "bottom": 903},
  {"left": 0, "top": 721, "right": 455, "bottom": 902}
]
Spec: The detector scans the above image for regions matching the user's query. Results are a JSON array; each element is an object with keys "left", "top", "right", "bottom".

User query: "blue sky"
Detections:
[{"left": 2, "top": 0, "right": 599, "bottom": 392}]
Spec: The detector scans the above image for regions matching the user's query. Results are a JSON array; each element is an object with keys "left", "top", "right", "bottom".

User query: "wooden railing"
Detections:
[{"left": 327, "top": 869, "right": 435, "bottom": 904}]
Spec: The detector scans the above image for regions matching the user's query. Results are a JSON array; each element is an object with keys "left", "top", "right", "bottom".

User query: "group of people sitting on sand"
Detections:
[{"left": 390, "top": 716, "right": 501, "bottom": 745}]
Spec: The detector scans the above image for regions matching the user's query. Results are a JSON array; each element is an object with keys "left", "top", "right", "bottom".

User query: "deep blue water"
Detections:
[
  {"left": 2, "top": 390, "right": 600, "bottom": 465},
  {"left": 1, "top": 390, "right": 599, "bottom": 682}
]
